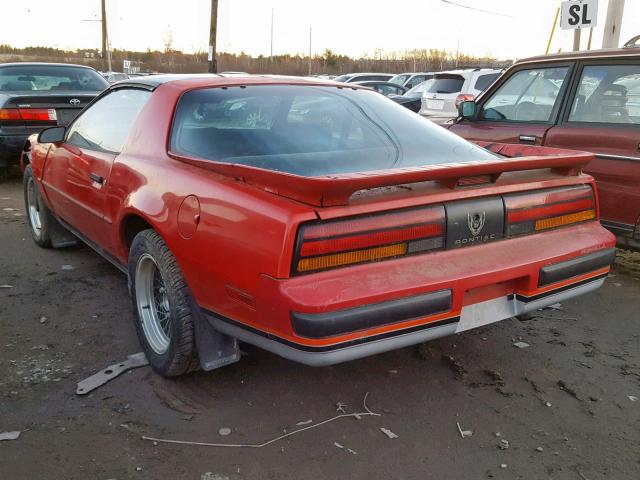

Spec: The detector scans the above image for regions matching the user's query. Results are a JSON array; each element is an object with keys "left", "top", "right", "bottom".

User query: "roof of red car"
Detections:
[
  {"left": 515, "top": 46, "right": 640, "bottom": 65},
  {"left": 117, "top": 73, "right": 344, "bottom": 90}
]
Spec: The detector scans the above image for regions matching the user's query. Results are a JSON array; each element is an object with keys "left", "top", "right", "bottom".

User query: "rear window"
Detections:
[
  {"left": 0, "top": 65, "right": 108, "bottom": 92},
  {"left": 426, "top": 75, "right": 465, "bottom": 94},
  {"left": 474, "top": 73, "right": 500, "bottom": 92},
  {"left": 170, "top": 85, "right": 496, "bottom": 177}
]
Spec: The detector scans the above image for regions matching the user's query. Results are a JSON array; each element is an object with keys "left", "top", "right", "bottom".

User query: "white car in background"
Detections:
[{"left": 419, "top": 68, "right": 502, "bottom": 123}]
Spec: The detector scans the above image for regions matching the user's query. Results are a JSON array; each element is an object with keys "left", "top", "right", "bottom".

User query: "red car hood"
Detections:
[{"left": 171, "top": 143, "right": 594, "bottom": 208}]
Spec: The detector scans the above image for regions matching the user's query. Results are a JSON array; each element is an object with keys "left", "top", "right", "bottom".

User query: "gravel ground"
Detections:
[{"left": 1, "top": 177, "right": 639, "bottom": 480}]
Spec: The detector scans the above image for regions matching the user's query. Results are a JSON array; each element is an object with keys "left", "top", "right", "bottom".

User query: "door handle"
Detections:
[
  {"left": 519, "top": 135, "right": 537, "bottom": 145},
  {"left": 90, "top": 173, "right": 105, "bottom": 184}
]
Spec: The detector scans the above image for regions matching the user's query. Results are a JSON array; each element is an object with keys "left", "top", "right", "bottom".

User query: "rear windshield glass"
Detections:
[
  {"left": 0, "top": 65, "right": 108, "bottom": 92},
  {"left": 474, "top": 73, "right": 500, "bottom": 91},
  {"left": 426, "top": 75, "right": 465, "bottom": 94},
  {"left": 170, "top": 85, "right": 496, "bottom": 177}
]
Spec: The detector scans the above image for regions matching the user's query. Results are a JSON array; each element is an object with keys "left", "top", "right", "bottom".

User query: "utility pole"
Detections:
[
  {"left": 101, "top": 0, "right": 109, "bottom": 71},
  {"left": 545, "top": 7, "right": 560, "bottom": 54},
  {"left": 602, "top": 0, "right": 625, "bottom": 48},
  {"left": 270, "top": 8, "right": 274, "bottom": 59},
  {"left": 208, "top": 0, "right": 218, "bottom": 73},
  {"left": 308, "top": 27, "right": 312, "bottom": 76}
]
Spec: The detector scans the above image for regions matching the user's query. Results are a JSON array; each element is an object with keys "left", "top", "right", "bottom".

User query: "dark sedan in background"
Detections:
[
  {"left": 390, "top": 79, "right": 434, "bottom": 113},
  {"left": 0, "top": 62, "right": 108, "bottom": 179}
]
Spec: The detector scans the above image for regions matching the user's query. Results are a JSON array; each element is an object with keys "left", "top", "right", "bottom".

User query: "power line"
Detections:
[{"left": 440, "top": 0, "right": 514, "bottom": 18}]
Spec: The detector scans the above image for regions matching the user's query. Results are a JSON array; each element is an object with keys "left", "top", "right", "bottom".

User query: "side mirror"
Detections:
[
  {"left": 459, "top": 101, "right": 478, "bottom": 119},
  {"left": 38, "top": 126, "right": 66, "bottom": 144}
]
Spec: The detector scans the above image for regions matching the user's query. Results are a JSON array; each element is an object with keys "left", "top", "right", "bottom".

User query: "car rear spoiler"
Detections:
[{"left": 171, "top": 143, "right": 594, "bottom": 207}]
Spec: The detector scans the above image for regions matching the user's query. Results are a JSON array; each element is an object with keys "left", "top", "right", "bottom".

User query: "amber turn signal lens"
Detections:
[
  {"left": 534, "top": 209, "right": 595, "bottom": 231},
  {"left": 297, "top": 243, "right": 407, "bottom": 272}
]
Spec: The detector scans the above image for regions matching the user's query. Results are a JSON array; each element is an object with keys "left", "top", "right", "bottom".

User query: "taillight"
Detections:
[
  {"left": 455, "top": 93, "right": 475, "bottom": 109},
  {"left": 504, "top": 185, "right": 596, "bottom": 237},
  {"left": 0, "top": 109, "right": 21, "bottom": 121},
  {"left": 0, "top": 108, "right": 57, "bottom": 123},
  {"left": 293, "top": 205, "right": 445, "bottom": 274}
]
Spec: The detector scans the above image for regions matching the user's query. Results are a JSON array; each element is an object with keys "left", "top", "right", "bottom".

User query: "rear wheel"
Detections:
[
  {"left": 23, "top": 164, "right": 52, "bottom": 248},
  {"left": 129, "top": 230, "right": 199, "bottom": 376}
]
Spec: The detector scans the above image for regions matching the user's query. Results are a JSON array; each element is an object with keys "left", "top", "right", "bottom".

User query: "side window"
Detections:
[
  {"left": 480, "top": 67, "right": 569, "bottom": 122},
  {"left": 569, "top": 64, "right": 640, "bottom": 125},
  {"left": 66, "top": 89, "right": 151, "bottom": 153}
]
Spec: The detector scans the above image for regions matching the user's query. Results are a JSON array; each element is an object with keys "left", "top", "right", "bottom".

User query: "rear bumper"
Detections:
[
  {"left": 205, "top": 273, "right": 606, "bottom": 366},
  {"left": 201, "top": 222, "right": 615, "bottom": 366},
  {"left": 538, "top": 248, "right": 615, "bottom": 286}
]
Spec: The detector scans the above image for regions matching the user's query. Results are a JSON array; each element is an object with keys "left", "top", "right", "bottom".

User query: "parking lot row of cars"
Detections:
[{"left": 330, "top": 68, "right": 504, "bottom": 123}]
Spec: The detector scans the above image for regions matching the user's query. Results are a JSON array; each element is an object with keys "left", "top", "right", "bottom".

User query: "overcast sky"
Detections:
[{"left": 1, "top": 0, "right": 638, "bottom": 60}]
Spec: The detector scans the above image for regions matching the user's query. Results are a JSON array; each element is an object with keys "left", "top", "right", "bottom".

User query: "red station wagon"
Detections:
[
  {"left": 449, "top": 45, "right": 640, "bottom": 250},
  {"left": 22, "top": 75, "right": 615, "bottom": 376}
]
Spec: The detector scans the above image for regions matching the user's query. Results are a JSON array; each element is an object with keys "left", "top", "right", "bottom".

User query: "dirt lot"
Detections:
[{"left": 1, "top": 176, "right": 639, "bottom": 480}]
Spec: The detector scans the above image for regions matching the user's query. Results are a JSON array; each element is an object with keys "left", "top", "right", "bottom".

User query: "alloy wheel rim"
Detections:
[
  {"left": 26, "top": 177, "right": 42, "bottom": 239},
  {"left": 135, "top": 254, "right": 172, "bottom": 354}
]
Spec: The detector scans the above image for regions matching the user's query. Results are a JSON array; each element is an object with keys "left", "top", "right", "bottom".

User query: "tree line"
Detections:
[{"left": 0, "top": 44, "right": 511, "bottom": 74}]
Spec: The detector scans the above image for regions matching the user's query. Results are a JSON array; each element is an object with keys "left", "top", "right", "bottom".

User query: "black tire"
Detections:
[
  {"left": 0, "top": 167, "right": 8, "bottom": 183},
  {"left": 23, "top": 164, "right": 53, "bottom": 248},
  {"left": 128, "top": 229, "right": 199, "bottom": 376}
]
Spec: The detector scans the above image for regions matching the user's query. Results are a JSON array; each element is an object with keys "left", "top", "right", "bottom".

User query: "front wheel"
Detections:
[
  {"left": 23, "top": 164, "right": 52, "bottom": 248},
  {"left": 128, "top": 230, "right": 199, "bottom": 376}
]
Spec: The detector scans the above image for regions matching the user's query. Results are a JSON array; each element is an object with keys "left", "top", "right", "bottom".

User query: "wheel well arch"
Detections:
[
  {"left": 21, "top": 140, "right": 32, "bottom": 167},
  {"left": 121, "top": 214, "right": 154, "bottom": 251}
]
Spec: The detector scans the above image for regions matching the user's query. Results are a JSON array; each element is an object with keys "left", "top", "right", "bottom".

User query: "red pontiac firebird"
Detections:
[{"left": 21, "top": 75, "right": 616, "bottom": 376}]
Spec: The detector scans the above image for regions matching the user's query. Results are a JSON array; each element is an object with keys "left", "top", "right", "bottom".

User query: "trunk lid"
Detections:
[{"left": 2, "top": 92, "right": 98, "bottom": 126}]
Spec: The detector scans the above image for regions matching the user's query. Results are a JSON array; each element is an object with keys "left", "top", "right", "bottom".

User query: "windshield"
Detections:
[
  {"left": 390, "top": 74, "right": 410, "bottom": 85},
  {"left": 170, "top": 85, "right": 497, "bottom": 177},
  {"left": 0, "top": 65, "right": 108, "bottom": 92},
  {"left": 426, "top": 75, "right": 465, "bottom": 94}
]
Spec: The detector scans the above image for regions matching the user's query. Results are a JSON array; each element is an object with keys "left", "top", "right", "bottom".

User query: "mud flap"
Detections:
[
  {"left": 49, "top": 216, "right": 79, "bottom": 248},
  {"left": 194, "top": 313, "right": 240, "bottom": 371}
]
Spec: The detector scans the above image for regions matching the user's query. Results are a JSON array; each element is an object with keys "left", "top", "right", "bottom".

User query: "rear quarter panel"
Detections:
[{"left": 107, "top": 82, "right": 316, "bottom": 327}]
